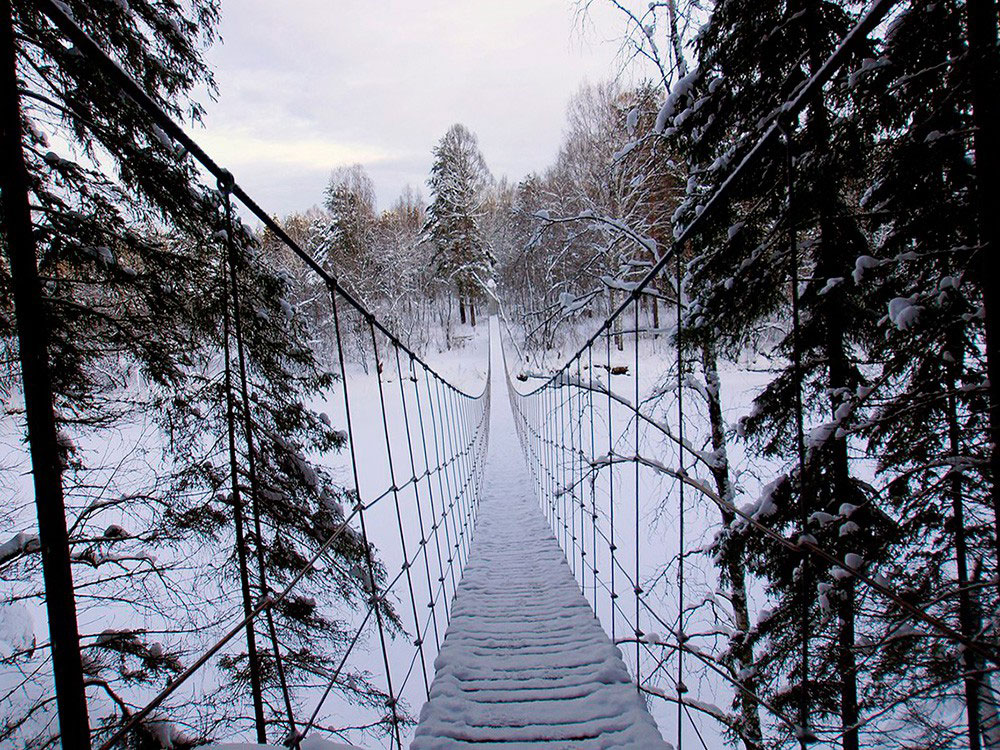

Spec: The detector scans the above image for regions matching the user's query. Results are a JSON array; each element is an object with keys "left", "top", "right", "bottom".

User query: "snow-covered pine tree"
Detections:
[
  {"left": 320, "top": 164, "right": 379, "bottom": 301},
  {"left": 423, "top": 123, "right": 494, "bottom": 328},
  {"left": 851, "top": 2, "right": 998, "bottom": 746},
  {"left": 307, "top": 165, "right": 380, "bottom": 366},
  {"left": 666, "top": 2, "right": 887, "bottom": 747},
  {"left": 1, "top": 1, "right": 393, "bottom": 745},
  {"left": 601, "top": 22, "right": 773, "bottom": 746}
]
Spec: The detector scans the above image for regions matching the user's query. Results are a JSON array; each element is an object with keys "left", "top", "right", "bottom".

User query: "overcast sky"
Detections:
[{"left": 195, "top": 0, "right": 630, "bottom": 216}]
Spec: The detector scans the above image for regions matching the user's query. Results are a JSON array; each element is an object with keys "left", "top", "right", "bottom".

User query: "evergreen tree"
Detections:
[
  {"left": 853, "top": 2, "right": 997, "bottom": 746},
  {"left": 0, "top": 1, "right": 393, "bottom": 745},
  {"left": 423, "top": 123, "right": 493, "bottom": 327},
  {"left": 666, "top": 2, "right": 886, "bottom": 747}
]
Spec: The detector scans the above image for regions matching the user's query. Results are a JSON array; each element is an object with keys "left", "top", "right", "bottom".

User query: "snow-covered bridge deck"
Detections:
[{"left": 410, "top": 321, "right": 667, "bottom": 749}]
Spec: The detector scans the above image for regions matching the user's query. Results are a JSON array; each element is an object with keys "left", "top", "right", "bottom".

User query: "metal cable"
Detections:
[
  {"left": 221, "top": 181, "right": 297, "bottom": 743},
  {"left": 331, "top": 297, "right": 401, "bottom": 750},
  {"left": 368, "top": 323, "right": 430, "bottom": 700}
]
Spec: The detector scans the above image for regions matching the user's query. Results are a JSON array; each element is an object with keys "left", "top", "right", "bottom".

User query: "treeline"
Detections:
[
  {"left": 495, "top": 80, "right": 682, "bottom": 352},
  {"left": 264, "top": 123, "right": 505, "bottom": 361},
  {"left": 269, "top": 82, "right": 685, "bottom": 359}
]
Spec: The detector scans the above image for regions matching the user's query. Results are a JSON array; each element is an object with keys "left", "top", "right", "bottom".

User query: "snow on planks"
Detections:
[{"left": 411, "top": 319, "right": 667, "bottom": 749}]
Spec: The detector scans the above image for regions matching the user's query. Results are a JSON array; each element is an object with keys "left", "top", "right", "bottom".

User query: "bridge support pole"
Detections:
[{"left": 0, "top": 2, "right": 91, "bottom": 747}]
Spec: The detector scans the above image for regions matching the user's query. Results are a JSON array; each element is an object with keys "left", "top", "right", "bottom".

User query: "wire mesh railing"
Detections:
[
  {"left": 502, "top": 1, "right": 1000, "bottom": 748},
  {"left": 6, "top": 2, "right": 491, "bottom": 748}
]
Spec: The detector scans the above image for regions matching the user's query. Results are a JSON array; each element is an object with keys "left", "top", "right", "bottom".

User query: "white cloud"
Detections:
[
  {"left": 195, "top": 126, "right": 396, "bottom": 171},
  {"left": 198, "top": 0, "right": 631, "bottom": 214}
]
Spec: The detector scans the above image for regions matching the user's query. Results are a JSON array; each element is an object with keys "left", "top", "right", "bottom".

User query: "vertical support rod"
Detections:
[
  {"left": 218, "top": 188, "right": 266, "bottom": 744},
  {"left": 0, "top": 3, "right": 91, "bottom": 745},
  {"left": 589, "top": 346, "right": 597, "bottom": 617},
  {"left": 676, "top": 247, "right": 686, "bottom": 750},
  {"left": 410, "top": 359, "right": 445, "bottom": 652},
  {"left": 577, "top": 357, "right": 586, "bottom": 593},
  {"left": 633, "top": 298, "right": 641, "bottom": 687},
  {"left": 442, "top": 386, "right": 469, "bottom": 567},
  {"left": 607, "top": 328, "right": 617, "bottom": 644},
  {"left": 220, "top": 183, "right": 296, "bottom": 742},
  {"left": 368, "top": 325, "right": 430, "bottom": 698},
  {"left": 329, "top": 294, "right": 402, "bottom": 749},
  {"left": 432, "top": 377, "right": 460, "bottom": 596},
  {"left": 424, "top": 371, "right": 456, "bottom": 622}
]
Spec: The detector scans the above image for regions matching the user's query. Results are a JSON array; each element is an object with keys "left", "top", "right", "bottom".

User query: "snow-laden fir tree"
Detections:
[
  {"left": 0, "top": 1, "right": 395, "bottom": 746},
  {"left": 852, "top": 2, "right": 998, "bottom": 746},
  {"left": 665, "top": 2, "right": 888, "bottom": 748},
  {"left": 423, "top": 123, "right": 494, "bottom": 328}
]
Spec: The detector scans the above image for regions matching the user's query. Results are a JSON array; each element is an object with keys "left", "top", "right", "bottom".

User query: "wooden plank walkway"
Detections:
[{"left": 410, "top": 320, "right": 667, "bottom": 749}]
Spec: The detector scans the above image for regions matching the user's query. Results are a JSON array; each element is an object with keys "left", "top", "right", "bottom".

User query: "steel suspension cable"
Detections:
[
  {"left": 433, "top": 378, "right": 463, "bottom": 583},
  {"left": 675, "top": 243, "right": 686, "bottom": 750},
  {"left": 607, "top": 328, "right": 617, "bottom": 644},
  {"left": 577, "top": 357, "right": 586, "bottom": 591},
  {"left": 633, "top": 298, "right": 642, "bottom": 687},
  {"left": 425, "top": 373, "right": 458, "bottom": 609},
  {"left": 219, "top": 192, "right": 267, "bottom": 743},
  {"left": 407, "top": 357, "right": 445, "bottom": 652},
  {"left": 587, "top": 347, "right": 600, "bottom": 620}
]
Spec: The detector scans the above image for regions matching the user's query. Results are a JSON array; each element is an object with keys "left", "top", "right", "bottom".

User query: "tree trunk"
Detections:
[
  {"left": 819, "top": 211, "right": 860, "bottom": 750},
  {"left": 0, "top": 3, "right": 91, "bottom": 745},
  {"left": 820, "top": 241, "right": 859, "bottom": 750},
  {"left": 469, "top": 298, "right": 476, "bottom": 327},
  {"left": 459, "top": 295, "right": 467, "bottom": 325},
  {"left": 948, "top": 330, "right": 984, "bottom": 750},
  {"left": 967, "top": 0, "right": 1000, "bottom": 586},
  {"left": 802, "top": 4, "right": 859, "bottom": 743},
  {"left": 701, "top": 343, "right": 762, "bottom": 750},
  {"left": 819, "top": 283, "right": 859, "bottom": 750}
]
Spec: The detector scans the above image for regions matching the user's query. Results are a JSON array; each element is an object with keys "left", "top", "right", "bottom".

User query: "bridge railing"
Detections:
[
  {"left": 502, "top": 1, "right": 1000, "bottom": 748},
  {"left": 11, "top": 2, "right": 491, "bottom": 749}
]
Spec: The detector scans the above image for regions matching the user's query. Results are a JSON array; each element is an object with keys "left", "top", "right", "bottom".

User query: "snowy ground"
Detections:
[{"left": 1, "top": 309, "right": 786, "bottom": 749}]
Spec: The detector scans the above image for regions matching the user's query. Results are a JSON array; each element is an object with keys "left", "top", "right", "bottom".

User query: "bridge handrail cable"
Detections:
[
  {"left": 499, "top": 2, "right": 1000, "bottom": 748},
  {"left": 25, "top": 2, "right": 491, "bottom": 749}
]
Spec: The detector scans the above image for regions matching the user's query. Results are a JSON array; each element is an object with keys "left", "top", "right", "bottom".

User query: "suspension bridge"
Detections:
[
  {"left": 409, "top": 321, "right": 668, "bottom": 749},
  {"left": 6, "top": 0, "right": 997, "bottom": 749}
]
